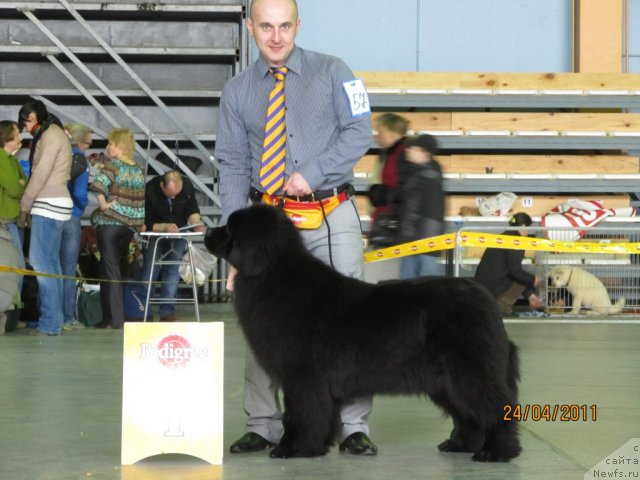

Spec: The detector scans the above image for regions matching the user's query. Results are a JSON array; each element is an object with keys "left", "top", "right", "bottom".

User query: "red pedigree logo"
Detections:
[{"left": 140, "top": 335, "right": 208, "bottom": 368}]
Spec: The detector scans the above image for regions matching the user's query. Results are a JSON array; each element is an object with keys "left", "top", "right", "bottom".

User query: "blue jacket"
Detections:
[{"left": 68, "top": 146, "right": 89, "bottom": 218}]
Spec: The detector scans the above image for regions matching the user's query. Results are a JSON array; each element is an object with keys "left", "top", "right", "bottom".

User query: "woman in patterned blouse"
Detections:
[{"left": 90, "top": 128, "right": 145, "bottom": 329}]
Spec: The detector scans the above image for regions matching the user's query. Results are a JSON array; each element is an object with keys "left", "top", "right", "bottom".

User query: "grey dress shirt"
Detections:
[{"left": 215, "top": 46, "right": 372, "bottom": 222}]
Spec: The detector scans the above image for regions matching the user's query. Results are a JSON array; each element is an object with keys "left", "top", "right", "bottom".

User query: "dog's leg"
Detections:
[
  {"left": 473, "top": 343, "right": 521, "bottom": 462},
  {"left": 270, "top": 367, "right": 334, "bottom": 458},
  {"left": 569, "top": 294, "right": 583, "bottom": 314},
  {"left": 430, "top": 388, "right": 485, "bottom": 454},
  {"left": 438, "top": 415, "right": 484, "bottom": 454},
  {"left": 473, "top": 416, "right": 521, "bottom": 462}
]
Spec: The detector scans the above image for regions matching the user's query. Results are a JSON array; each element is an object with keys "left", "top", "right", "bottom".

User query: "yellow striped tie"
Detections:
[{"left": 260, "top": 67, "right": 288, "bottom": 194}]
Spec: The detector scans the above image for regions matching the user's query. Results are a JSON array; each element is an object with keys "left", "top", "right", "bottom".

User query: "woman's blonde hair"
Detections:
[
  {"left": 65, "top": 123, "right": 93, "bottom": 145},
  {"left": 107, "top": 128, "right": 135, "bottom": 159}
]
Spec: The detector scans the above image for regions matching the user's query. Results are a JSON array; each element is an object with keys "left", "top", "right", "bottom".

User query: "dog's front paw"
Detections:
[
  {"left": 269, "top": 444, "right": 296, "bottom": 459},
  {"left": 438, "top": 439, "right": 471, "bottom": 453},
  {"left": 472, "top": 450, "right": 499, "bottom": 462}
]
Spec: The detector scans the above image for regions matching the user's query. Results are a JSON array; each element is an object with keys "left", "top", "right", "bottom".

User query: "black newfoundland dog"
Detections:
[{"left": 205, "top": 205, "right": 521, "bottom": 462}]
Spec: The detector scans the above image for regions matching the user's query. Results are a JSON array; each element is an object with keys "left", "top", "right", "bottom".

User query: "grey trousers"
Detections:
[{"left": 241, "top": 199, "right": 373, "bottom": 443}]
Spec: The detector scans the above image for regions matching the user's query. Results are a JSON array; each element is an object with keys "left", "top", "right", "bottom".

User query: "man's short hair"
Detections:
[{"left": 250, "top": 0, "right": 299, "bottom": 20}]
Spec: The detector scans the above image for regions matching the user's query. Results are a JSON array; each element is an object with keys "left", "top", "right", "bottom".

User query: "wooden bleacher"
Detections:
[
  {"left": 357, "top": 71, "right": 640, "bottom": 227},
  {"left": 356, "top": 154, "right": 640, "bottom": 177},
  {"left": 357, "top": 71, "right": 640, "bottom": 92},
  {"left": 446, "top": 194, "right": 631, "bottom": 218},
  {"left": 370, "top": 111, "right": 640, "bottom": 134}
]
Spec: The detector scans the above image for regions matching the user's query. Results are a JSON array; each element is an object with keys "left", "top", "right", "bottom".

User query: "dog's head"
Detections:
[
  {"left": 204, "top": 204, "right": 302, "bottom": 275},
  {"left": 549, "top": 266, "right": 571, "bottom": 287}
]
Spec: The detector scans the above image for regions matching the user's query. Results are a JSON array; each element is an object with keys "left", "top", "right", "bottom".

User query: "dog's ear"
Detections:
[{"left": 225, "top": 206, "right": 283, "bottom": 276}]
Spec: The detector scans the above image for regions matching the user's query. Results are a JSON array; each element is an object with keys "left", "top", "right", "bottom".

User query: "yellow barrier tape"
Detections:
[
  {"left": 364, "top": 232, "right": 640, "bottom": 263},
  {"left": 364, "top": 234, "right": 456, "bottom": 263},
  {"left": 6, "top": 231, "right": 639, "bottom": 274}
]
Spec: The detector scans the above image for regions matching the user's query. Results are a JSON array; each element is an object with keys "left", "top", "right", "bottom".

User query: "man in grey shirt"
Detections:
[{"left": 215, "top": 0, "right": 377, "bottom": 456}]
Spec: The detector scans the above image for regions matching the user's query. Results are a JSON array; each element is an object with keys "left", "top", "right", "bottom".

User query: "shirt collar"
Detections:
[{"left": 257, "top": 45, "right": 301, "bottom": 77}]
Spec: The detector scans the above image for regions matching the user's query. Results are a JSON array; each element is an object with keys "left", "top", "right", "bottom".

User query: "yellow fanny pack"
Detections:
[{"left": 262, "top": 191, "right": 349, "bottom": 229}]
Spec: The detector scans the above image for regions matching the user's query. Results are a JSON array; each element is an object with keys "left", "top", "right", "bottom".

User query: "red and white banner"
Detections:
[{"left": 542, "top": 199, "right": 636, "bottom": 241}]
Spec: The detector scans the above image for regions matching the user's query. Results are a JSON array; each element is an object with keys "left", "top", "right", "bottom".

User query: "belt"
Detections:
[{"left": 250, "top": 183, "right": 353, "bottom": 203}]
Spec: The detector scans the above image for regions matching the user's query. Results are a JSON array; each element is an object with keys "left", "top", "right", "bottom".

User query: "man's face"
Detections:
[{"left": 247, "top": 0, "right": 300, "bottom": 67}]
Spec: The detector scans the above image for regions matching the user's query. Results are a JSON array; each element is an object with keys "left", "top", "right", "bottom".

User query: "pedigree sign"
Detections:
[
  {"left": 121, "top": 322, "right": 224, "bottom": 467},
  {"left": 140, "top": 334, "right": 209, "bottom": 367}
]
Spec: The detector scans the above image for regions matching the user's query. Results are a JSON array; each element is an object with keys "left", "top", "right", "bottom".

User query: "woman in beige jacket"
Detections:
[{"left": 18, "top": 100, "right": 72, "bottom": 336}]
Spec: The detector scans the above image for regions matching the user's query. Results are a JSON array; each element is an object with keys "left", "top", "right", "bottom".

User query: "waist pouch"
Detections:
[{"left": 262, "top": 191, "right": 349, "bottom": 229}]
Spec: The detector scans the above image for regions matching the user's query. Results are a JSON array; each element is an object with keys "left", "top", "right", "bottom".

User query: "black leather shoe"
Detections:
[
  {"left": 229, "top": 432, "right": 276, "bottom": 453},
  {"left": 339, "top": 432, "right": 378, "bottom": 455}
]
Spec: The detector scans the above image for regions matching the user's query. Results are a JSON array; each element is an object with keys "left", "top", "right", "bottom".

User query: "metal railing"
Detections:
[{"left": 453, "top": 222, "right": 640, "bottom": 316}]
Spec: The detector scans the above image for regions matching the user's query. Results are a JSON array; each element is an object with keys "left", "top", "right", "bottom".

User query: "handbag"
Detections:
[
  {"left": 369, "top": 206, "right": 400, "bottom": 248},
  {"left": 70, "top": 152, "right": 88, "bottom": 179},
  {"left": 76, "top": 283, "right": 103, "bottom": 327},
  {"left": 123, "top": 283, "right": 146, "bottom": 321}
]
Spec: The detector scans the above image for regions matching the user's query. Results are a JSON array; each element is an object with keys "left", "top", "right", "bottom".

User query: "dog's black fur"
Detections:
[{"left": 205, "top": 205, "right": 521, "bottom": 462}]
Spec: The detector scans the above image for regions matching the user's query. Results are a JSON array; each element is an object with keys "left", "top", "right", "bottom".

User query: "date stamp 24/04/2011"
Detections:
[{"left": 503, "top": 404, "right": 597, "bottom": 422}]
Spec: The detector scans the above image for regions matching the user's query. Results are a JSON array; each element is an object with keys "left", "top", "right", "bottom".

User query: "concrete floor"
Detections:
[{"left": 0, "top": 304, "right": 638, "bottom": 480}]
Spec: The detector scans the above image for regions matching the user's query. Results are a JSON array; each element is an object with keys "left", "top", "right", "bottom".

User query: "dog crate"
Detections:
[{"left": 453, "top": 221, "right": 640, "bottom": 317}]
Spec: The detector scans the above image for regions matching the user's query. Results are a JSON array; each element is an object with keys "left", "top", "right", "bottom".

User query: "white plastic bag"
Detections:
[
  {"left": 478, "top": 192, "right": 517, "bottom": 217},
  {"left": 179, "top": 244, "right": 217, "bottom": 286}
]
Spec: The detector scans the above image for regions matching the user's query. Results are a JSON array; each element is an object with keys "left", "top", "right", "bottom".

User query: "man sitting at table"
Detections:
[{"left": 141, "top": 170, "right": 205, "bottom": 322}]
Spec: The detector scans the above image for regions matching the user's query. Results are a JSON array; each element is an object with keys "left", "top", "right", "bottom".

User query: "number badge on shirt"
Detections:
[{"left": 342, "top": 79, "right": 371, "bottom": 118}]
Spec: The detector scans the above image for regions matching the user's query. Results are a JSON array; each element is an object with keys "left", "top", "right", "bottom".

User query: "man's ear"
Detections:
[{"left": 246, "top": 18, "right": 254, "bottom": 37}]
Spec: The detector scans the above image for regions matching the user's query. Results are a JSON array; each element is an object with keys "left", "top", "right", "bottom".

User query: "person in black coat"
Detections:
[
  {"left": 397, "top": 134, "right": 445, "bottom": 278},
  {"left": 368, "top": 134, "right": 445, "bottom": 278},
  {"left": 474, "top": 212, "right": 543, "bottom": 316}
]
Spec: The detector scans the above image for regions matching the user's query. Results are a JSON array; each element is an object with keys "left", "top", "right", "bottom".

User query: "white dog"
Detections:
[{"left": 549, "top": 266, "right": 624, "bottom": 315}]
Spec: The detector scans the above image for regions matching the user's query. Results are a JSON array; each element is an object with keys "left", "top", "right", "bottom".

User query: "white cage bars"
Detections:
[{"left": 453, "top": 222, "right": 640, "bottom": 316}]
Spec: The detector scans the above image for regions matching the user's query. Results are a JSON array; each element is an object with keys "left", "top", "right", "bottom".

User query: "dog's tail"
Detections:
[{"left": 507, "top": 341, "right": 520, "bottom": 394}]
